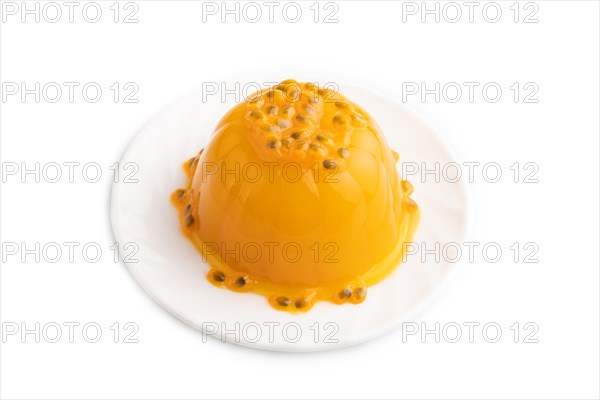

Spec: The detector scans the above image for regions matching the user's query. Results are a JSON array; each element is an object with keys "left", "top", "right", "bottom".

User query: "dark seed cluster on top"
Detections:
[{"left": 245, "top": 80, "right": 364, "bottom": 165}]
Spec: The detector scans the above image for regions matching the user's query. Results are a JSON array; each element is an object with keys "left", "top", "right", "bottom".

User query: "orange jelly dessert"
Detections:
[{"left": 172, "top": 80, "right": 420, "bottom": 313}]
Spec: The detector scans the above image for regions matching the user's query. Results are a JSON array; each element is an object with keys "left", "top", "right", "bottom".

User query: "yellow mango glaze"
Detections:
[{"left": 172, "top": 80, "right": 420, "bottom": 313}]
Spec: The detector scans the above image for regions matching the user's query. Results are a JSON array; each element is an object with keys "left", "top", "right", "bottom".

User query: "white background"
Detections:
[{"left": 1, "top": 1, "right": 599, "bottom": 399}]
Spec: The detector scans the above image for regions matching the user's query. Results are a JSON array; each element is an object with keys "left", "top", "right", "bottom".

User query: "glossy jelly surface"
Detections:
[{"left": 172, "top": 80, "right": 420, "bottom": 312}]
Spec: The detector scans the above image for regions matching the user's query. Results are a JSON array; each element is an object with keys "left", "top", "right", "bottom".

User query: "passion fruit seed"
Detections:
[
  {"left": 213, "top": 271, "right": 226, "bottom": 282},
  {"left": 316, "top": 135, "right": 334, "bottom": 147},
  {"left": 337, "top": 147, "right": 350, "bottom": 159},
  {"left": 335, "top": 101, "right": 349, "bottom": 109},
  {"left": 250, "top": 109, "right": 264, "bottom": 119},
  {"left": 282, "top": 138, "right": 292, "bottom": 148},
  {"left": 339, "top": 288, "right": 352, "bottom": 299},
  {"left": 248, "top": 96, "right": 262, "bottom": 104},
  {"left": 266, "top": 105, "right": 278, "bottom": 115},
  {"left": 354, "top": 287, "right": 366, "bottom": 299},
  {"left": 188, "top": 156, "right": 198, "bottom": 167},
  {"left": 332, "top": 114, "right": 346, "bottom": 125},
  {"left": 287, "top": 87, "right": 300, "bottom": 100},
  {"left": 295, "top": 114, "right": 307, "bottom": 123},
  {"left": 184, "top": 214, "right": 194, "bottom": 227},
  {"left": 295, "top": 298, "right": 307, "bottom": 309},
  {"left": 184, "top": 204, "right": 192, "bottom": 214},
  {"left": 309, "top": 142, "right": 321, "bottom": 152},
  {"left": 323, "top": 159, "right": 337, "bottom": 170},
  {"left": 235, "top": 276, "right": 248, "bottom": 287},
  {"left": 267, "top": 140, "right": 279, "bottom": 149},
  {"left": 260, "top": 123, "right": 273, "bottom": 131},
  {"left": 404, "top": 198, "right": 416, "bottom": 207},
  {"left": 175, "top": 189, "right": 185, "bottom": 199},
  {"left": 276, "top": 296, "right": 291, "bottom": 307},
  {"left": 277, "top": 119, "right": 290, "bottom": 129},
  {"left": 401, "top": 180, "right": 414, "bottom": 196},
  {"left": 351, "top": 112, "right": 367, "bottom": 126},
  {"left": 295, "top": 141, "right": 308, "bottom": 151},
  {"left": 281, "top": 105, "right": 295, "bottom": 117},
  {"left": 291, "top": 130, "right": 307, "bottom": 140}
]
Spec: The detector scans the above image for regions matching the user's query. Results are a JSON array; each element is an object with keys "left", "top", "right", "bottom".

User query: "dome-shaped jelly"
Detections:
[{"left": 172, "top": 80, "right": 420, "bottom": 312}]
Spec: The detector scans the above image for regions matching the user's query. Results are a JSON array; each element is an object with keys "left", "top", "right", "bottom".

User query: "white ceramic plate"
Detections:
[{"left": 110, "top": 83, "right": 468, "bottom": 352}]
